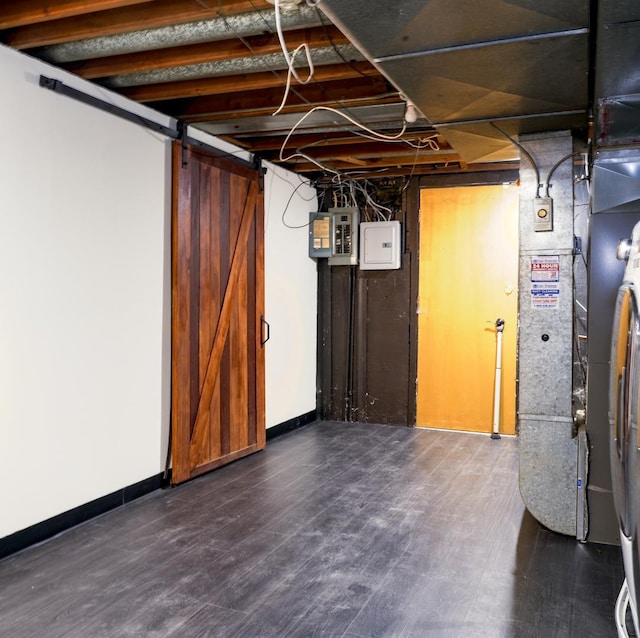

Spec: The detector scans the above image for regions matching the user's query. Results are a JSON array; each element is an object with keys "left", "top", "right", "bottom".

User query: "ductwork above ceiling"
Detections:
[
  {"left": 595, "top": 0, "right": 640, "bottom": 146},
  {"left": 319, "top": 0, "right": 591, "bottom": 163},
  {"left": 3, "top": 1, "right": 640, "bottom": 175}
]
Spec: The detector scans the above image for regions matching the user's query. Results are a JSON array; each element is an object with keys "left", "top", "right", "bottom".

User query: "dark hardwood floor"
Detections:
[{"left": 0, "top": 422, "right": 625, "bottom": 637}]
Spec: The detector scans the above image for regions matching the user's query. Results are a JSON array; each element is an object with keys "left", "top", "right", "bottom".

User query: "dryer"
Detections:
[{"left": 611, "top": 222, "right": 640, "bottom": 636}]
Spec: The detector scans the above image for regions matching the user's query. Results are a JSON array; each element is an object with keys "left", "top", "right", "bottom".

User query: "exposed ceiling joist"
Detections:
[
  {"left": 123, "top": 61, "right": 378, "bottom": 102},
  {"left": 4, "top": 0, "right": 274, "bottom": 49},
  {"left": 289, "top": 152, "right": 463, "bottom": 172},
  {"left": 65, "top": 25, "right": 348, "bottom": 79},
  {"left": 0, "top": 1, "right": 545, "bottom": 178},
  {"left": 235, "top": 130, "right": 448, "bottom": 152},
  {"left": 0, "top": 0, "right": 153, "bottom": 30},
  {"left": 160, "top": 77, "right": 393, "bottom": 121}
]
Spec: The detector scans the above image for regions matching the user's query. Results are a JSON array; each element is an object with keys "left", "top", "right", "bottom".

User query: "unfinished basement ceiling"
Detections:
[{"left": 2, "top": 1, "right": 637, "bottom": 177}]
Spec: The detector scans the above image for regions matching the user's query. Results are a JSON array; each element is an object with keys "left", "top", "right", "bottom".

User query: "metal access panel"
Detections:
[
  {"left": 328, "top": 207, "right": 359, "bottom": 266},
  {"left": 308, "top": 212, "right": 332, "bottom": 259},
  {"left": 359, "top": 221, "right": 402, "bottom": 270}
]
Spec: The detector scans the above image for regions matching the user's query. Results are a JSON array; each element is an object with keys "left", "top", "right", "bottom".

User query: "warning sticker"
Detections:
[
  {"left": 312, "top": 218, "right": 330, "bottom": 249},
  {"left": 531, "top": 256, "right": 560, "bottom": 308},
  {"left": 531, "top": 255, "right": 559, "bottom": 282}
]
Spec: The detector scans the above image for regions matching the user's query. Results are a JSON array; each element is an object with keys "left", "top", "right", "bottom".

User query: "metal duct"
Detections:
[
  {"left": 320, "top": 0, "right": 590, "bottom": 163},
  {"left": 595, "top": 1, "right": 640, "bottom": 101},
  {"left": 592, "top": 150, "right": 640, "bottom": 214},
  {"left": 39, "top": 6, "right": 321, "bottom": 63},
  {"left": 106, "top": 44, "right": 362, "bottom": 88}
]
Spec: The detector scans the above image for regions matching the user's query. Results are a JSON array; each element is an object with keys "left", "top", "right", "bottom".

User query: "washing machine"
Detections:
[{"left": 611, "top": 222, "right": 640, "bottom": 636}]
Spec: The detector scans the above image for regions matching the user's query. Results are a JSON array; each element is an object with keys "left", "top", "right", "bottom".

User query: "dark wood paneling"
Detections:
[
  {"left": 330, "top": 266, "right": 352, "bottom": 422},
  {"left": 317, "top": 181, "right": 420, "bottom": 426},
  {"left": 405, "top": 187, "right": 420, "bottom": 426},
  {"left": 355, "top": 268, "right": 412, "bottom": 424},
  {"left": 317, "top": 259, "right": 332, "bottom": 419}
]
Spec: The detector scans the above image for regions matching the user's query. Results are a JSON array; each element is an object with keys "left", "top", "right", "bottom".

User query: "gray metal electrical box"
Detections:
[
  {"left": 328, "top": 207, "right": 359, "bottom": 266},
  {"left": 308, "top": 212, "right": 332, "bottom": 259}
]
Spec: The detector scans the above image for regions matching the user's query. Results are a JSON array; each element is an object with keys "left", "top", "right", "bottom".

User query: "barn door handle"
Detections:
[{"left": 261, "top": 316, "right": 270, "bottom": 345}]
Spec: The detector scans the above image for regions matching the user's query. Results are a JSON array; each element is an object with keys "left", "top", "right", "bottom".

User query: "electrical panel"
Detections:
[
  {"left": 328, "top": 207, "right": 359, "bottom": 266},
  {"left": 359, "top": 221, "right": 402, "bottom": 270},
  {"left": 533, "top": 197, "right": 553, "bottom": 232},
  {"left": 308, "top": 212, "right": 332, "bottom": 258}
]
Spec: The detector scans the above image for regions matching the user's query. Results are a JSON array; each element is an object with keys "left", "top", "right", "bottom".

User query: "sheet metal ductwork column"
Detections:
[{"left": 518, "top": 131, "right": 577, "bottom": 536}]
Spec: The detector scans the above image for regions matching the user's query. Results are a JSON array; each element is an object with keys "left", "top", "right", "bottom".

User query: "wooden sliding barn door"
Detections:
[{"left": 171, "top": 142, "right": 265, "bottom": 485}]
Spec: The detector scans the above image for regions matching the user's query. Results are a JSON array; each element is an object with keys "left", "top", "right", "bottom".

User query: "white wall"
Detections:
[
  {"left": 0, "top": 45, "right": 317, "bottom": 539},
  {"left": 263, "top": 164, "right": 318, "bottom": 428}
]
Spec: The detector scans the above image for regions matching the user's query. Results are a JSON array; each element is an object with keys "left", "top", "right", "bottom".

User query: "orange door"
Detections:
[
  {"left": 417, "top": 184, "right": 518, "bottom": 434},
  {"left": 171, "top": 142, "right": 266, "bottom": 484}
]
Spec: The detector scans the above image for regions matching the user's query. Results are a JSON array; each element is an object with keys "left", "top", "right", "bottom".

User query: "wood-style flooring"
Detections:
[{"left": 0, "top": 422, "right": 625, "bottom": 637}]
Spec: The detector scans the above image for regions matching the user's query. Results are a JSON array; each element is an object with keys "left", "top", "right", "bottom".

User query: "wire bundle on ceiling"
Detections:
[{"left": 271, "top": 0, "right": 316, "bottom": 115}]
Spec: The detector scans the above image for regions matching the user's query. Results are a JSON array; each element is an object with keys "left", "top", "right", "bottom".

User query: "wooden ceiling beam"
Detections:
[
  {"left": 286, "top": 143, "right": 454, "bottom": 162},
  {"left": 311, "top": 162, "right": 519, "bottom": 179},
  {"left": 282, "top": 152, "right": 463, "bottom": 172},
  {"left": 184, "top": 95, "right": 399, "bottom": 122},
  {"left": 160, "top": 76, "right": 391, "bottom": 120},
  {"left": 238, "top": 129, "right": 445, "bottom": 152},
  {"left": 67, "top": 26, "right": 348, "bottom": 79},
  {"left": 125, "top": 61, "right": 377, "bottom": 102},
  {"left": 302, "top": 161, "right": 520, "bottom": 179},
  {"left": 0, "top": 0, "right": 154, "bottom": 30},
  {"left": 3, "top": 0, "right": 273, "bottom": 49},
  {"left": 258, "top": 141, "right": 452, "bottom": 164}
]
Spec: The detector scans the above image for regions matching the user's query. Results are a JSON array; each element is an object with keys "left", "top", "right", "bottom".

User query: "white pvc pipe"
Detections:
[
  {"left": 616, "top": 579, "right": 631, "bottom": 638},
  {"left": 492, "top": 319, "right": 504, "bottom": 439}
]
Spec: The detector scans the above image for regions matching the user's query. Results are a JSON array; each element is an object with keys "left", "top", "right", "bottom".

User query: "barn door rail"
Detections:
[{"left": 39, "top": 75, "right": 257, "bottom": 171}]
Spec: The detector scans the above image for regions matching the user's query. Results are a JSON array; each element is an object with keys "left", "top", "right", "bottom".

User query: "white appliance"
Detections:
[{"left": 611, "top": 222, "right": 640, "bottom": 637}]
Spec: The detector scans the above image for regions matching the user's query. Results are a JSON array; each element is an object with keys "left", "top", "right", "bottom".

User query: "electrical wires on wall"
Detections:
[
  {"left": 278, "top": 171, "right": 404, "bottom": 229},
  {"left": 261, "top": 0, "right": 434, "bottom": 224},
  {"left": 323, "top": 176, "right": 405, "bottom": 222}
]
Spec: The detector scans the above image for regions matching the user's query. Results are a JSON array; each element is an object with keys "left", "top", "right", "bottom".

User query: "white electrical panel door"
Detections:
[{"left": 360, "top": 221, "right": 401, "bottom": 270}]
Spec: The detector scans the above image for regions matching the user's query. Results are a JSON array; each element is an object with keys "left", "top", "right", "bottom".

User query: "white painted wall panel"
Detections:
[
  {"left": 263, "top": 165, "right": 318, "bottom": 428},
  {"left": 0, "top": 45, "right": 171, "bottom": 537},
  {"left": 0, "top": 44, "right": 318, "bottom": 539}
]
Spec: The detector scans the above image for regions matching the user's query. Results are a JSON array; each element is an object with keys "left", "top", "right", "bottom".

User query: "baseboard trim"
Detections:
[
  {"left": 266, "top": 410, "right": 317, "bottom": 440},
  {"left": 0, "top": 472, "right": 165, "bottom": 560},
  {"left": 2, "top": 414, "right": 318, "bottom": 559}
]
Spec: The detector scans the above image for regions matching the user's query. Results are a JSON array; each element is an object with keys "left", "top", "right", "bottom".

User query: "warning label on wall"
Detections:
[
  {"left": 531, "top": 256, "right": 559, "bottom": 308},
  {"left": 531, "top": 256, "right": 559, "bottom": 282}
]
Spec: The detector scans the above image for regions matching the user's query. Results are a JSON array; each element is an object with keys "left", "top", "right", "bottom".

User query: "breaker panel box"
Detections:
[
  {"left": 308, "top": 212, "right": 332, "bottom": 258},
  {"left": 328, "top": 207, "right": 359, "bottom": 266},
  {"left": 359, "top": 220, "right": 402, "bottom": 270}
]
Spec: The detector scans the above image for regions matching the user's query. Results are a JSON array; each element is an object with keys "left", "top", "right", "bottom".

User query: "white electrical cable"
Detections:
[
  {"left": 352, "top": 180, "right": 392, "bottom": 220},
  {"left": 295, "top": 131, "right": 439, "bottom": 160},
  {"left": 272, "top": 0, "right": 315, "bottom": 116},
  {"left": 280, "top": 105, "right": 409, "bottom": 172},
  {"left": 327, "top": 177, "right": 395, "bottom": 221}
]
